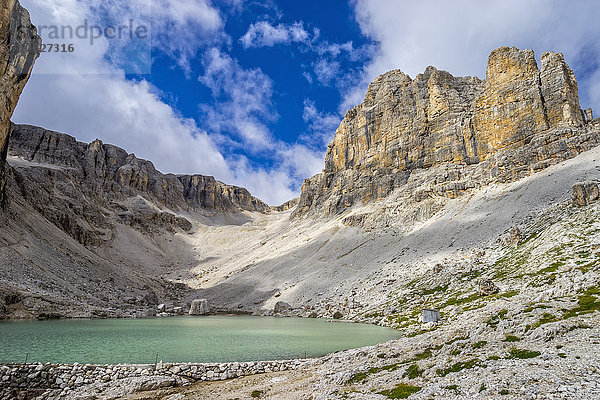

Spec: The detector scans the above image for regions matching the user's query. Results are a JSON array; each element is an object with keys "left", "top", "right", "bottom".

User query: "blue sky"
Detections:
[{"left": 13, "top": 0, "right": 600, "bottom": 205}]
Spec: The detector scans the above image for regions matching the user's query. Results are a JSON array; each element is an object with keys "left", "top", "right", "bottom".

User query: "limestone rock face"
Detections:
[
  {"left": 179, "top": 175, "right": 270, "bottom": 213},
  {"left": 572, "top": 182, "right": 599, "bottom": 206},
  {"left": 473, "top": 47, "right": 548, "bottom": 156},
  {"left": 0, "top": 0, "right": 41, "bottom": 207},
  {"left": 273, "top": 197, "right": 299, "bottom": 212},
  {"left": 478, "top": 279, "right": 500, "bottom": 296},
  {"left": 540, "top": 51, "right": 584, "bottom": 127},
  {"left": 273, "top": 301, "right": 292, "bottom": 314},
  {"left": 189, "top": 299, "right": 209, "bottom": 315},
  {"left": 294, "top": 47, "right": 596, "bottom": 219},
  {"left": 7, "top": 124, "right": 269, "bottom": 246}
]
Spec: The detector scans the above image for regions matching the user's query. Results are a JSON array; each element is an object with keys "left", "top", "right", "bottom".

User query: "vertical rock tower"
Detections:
[
  {"left": 294, "top": 47, "right": 595, "bottom": 218},
  {"left": 0, "top": 0, "right": 41, "bottom": 208}
]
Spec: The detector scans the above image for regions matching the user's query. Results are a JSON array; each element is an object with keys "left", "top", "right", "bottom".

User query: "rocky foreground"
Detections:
[{"left": 4, "top": 169, "right": 600, "bottom": 398}]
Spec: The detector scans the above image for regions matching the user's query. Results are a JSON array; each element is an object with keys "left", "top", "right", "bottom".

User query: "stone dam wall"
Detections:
[{"left": 0, "top": 359, "right": 305, "bottom": 399}]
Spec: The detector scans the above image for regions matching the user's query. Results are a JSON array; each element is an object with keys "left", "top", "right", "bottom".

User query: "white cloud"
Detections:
[
  {"left": 153, "top": 0, "right": 221, "bottom": 28},
  {"left": 350, "top": 0, "right": 600, "bottom": 112},
  {"left": 240, "top": 21, "right": 311, "bottom": 49},
  {"left": 199, "top": 48, "right": 276, "bottom": 151},
  {"left": 197, "top": 48, "right": 327, "bottom": 200},
  {"left": 314, "top": 41, "right": 353, "bottom": 57},
  {"left": 13, "top": 0, "right": 324, "bottom": 205},
  {"left": 16, "top": 72, "right": 231, "bottom": 176},
  {"left": 150, "top": 0, "right": 228, "bottom": 72},
  {"left": 302, "top": 100, "right": 342, "bottom": 147},
  {"left": 238, "top": 19, "right": 374, "bottom": 109},
  {"left": 15, "top": 0, "right": 228, "bottom": 180},
  {"left": 312, "top": 58, "right": 341, "bottom": 86}
]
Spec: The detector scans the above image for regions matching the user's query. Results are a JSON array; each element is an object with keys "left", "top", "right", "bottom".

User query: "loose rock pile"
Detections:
[{"left": 0, "top": 359, "right": 304, "bottom": 399}]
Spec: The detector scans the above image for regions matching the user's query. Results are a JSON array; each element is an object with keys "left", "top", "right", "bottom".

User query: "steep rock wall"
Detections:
[
  {"left": 294, "top": 47, "right": 594, "bottom": 218},
  {"left": 0, "top": 0, "right": 40, "bottom": 207},
  {"left": 7, "top": 124, "right": 270, "bottom": 247},
  {"left": 179, "top": 175, "right": 271, "bottom": 213}
]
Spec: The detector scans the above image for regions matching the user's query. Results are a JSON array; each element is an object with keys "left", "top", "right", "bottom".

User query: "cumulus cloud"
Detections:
[
  {"left": 349, "top": 0, "right": 600, "bottom": 112},
  {"left": 197, "top": 49, "right": 327, "bottom": 201},
  {"left": 13, "top": 0, "right": 322, "bottom": 205},
  {"left": 199, "top": 48, "right": 276, "bottom": 151},
  {"left": 15, "top": 0, "right": 232, "bottom": 180},
  {"left": 240, "top": 21, "right": 311, "bottom": 49}
]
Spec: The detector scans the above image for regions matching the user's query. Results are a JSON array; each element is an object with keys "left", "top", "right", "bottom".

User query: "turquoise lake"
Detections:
[{"left": 0, "top": 316, "right": 402, "bottom": 364}]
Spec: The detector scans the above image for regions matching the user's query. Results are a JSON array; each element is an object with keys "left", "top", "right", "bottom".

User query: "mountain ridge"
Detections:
[
  {"left": 1, "top": 45, "right": 600, "bottom": 325},
  {"left": 9, "top": 124, "right": 271, "bottom": 214},
  {"left": 293, "top": 47, "right": 597, "bottom": 220}
]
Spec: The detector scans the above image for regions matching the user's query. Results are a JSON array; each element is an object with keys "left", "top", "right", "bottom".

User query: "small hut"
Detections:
[{"left": 422, "top": 308, "right": 441, "bottom": 323}]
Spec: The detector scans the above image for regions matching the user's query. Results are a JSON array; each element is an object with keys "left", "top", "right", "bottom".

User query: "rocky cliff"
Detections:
[
  {"left": 0, "top": 0, "right": 40, "bottom": 208},
  {"left": 0, "top": 124, "right": 272, "bottom": 319},
  {"left": 179, "top": 174, "right": 270, "bottom": 213},
  {"left": 7, "top": 124, "right": 270, "bottom": 245},
  {"left": 293, "top": 47, "right": 598, "bottom": 219}
]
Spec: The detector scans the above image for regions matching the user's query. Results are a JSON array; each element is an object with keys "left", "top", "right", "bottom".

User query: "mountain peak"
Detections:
[{"left": 293, "top": 47, "right": 596, "bottom": 220}]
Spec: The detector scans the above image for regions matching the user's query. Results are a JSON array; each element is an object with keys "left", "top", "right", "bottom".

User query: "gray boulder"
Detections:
[
  {"left": 478, "top": 279, "right": 500, "bottom": 296},
  {"left": 189, "top": 299, "right": 209, "bottom": 315},
  {"left": 273, "top": 301, "right": 292, "bottom": 314},
  {"left": 572, "top": 182, "right": 599, "bottom": 206}
]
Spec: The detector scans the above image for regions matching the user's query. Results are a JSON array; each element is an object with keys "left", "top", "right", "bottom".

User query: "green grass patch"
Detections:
[
  {"left": 501, "top": 290, "right": 519, "bottom": 298},
  {"left": 485, "top": 309, "right": 508, "bottom": 328},
  {"left": 563, "top": 289, "right": 600, "bottom": 319},
  {"left": 436, "top": 359, "right": 481, "bottom": 377},
  {"left": 506, "top": 348, "right": 541, "bottom": 359},
  {"left": 346, "top": 363, "right": 401, "bottom": 384},
  {"left": 251, "top": 390, "right": 263, "bottom": 398},
  {"left": 491, "top": 248, "right": 531, "bottom": 280},
  {"left": 347, "top": 346, "right": 441, "bottom": 384},
  {"left": 403, "top": 364, "right": 423, "bottom": 379},
  {"left": 473, "top": 340, "right": 487, "bottom": 349},
  {"left": 377, "top": 384, "right": 421, "bottom": 399},
  {"left": 538, "top": 263, "right": 560, "bottom": 274},
  {"left": 409, "top": 348, "right": 434, "bottom": 361},
  {"left": 577, "top": 250, "right": 592, "bottom": 259},
  {"left": 500, "top": 389, "right": 510, "bottom": 395},
  {"left": 523, "top": 303, "right": 551, "bottom": 313},
  {"left": 364, "top": 311, "right": 383, "bottom": 318},
  {"left": 579, "top": 259, "right": 599, "bottom": 274},
  {"left": 444, "top": 385, "right": 459, "bottom": 393},
  {"left": 443, "top": 293, "right": 481, "bottom": 308},
  {"left": 421, "top": 285, "right": 448, "bottom": 295},
  {"left": 503, "top": 334, "right": 521, "bottom": 342},
  {"left": 584, "top": 286, "right": 600, "bottom": 295},
  {"left": 525, "top": 312, "right": 559, "bottom": 331},
  {"left": 519, "top": 232, "right": 538, "bottom": 246},
  {"left": 347, "top": 371, "right": 369, "bottom": 384},
  {"left": 445, "top": 335, "right": 469, "bottom": 346},
  {"left": 558, "top": 353, "right": 567, "bottom": 358}
]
